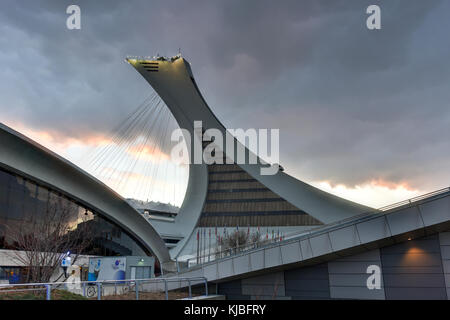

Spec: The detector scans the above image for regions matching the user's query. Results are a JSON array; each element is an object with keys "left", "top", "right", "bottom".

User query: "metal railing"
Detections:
[
  {"left": 0, "top": 276, "right": 208, "bottom": 300},
  {"left": 177, "top": 186, "right": 450, "bottom": 271},
  {"left": 179, "top": 237, "right": 291, "bottom": 271},
  {"left": 378, "top": 187, "right": 450, "bottom": 212}
]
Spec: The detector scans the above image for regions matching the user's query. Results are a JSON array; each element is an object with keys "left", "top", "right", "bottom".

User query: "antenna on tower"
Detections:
[{"left": 172, "top": 48, "right": 182, "bottom": 61}]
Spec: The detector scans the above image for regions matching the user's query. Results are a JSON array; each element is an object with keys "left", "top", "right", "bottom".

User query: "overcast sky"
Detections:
[{"left": 1, "top": 0, "right": 449, "bottom": 207}]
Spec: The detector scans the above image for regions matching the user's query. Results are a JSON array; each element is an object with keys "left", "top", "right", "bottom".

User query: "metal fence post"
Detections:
[
  {"left": 135, "top": 280, "right": 140, "bottom": 300},
  {"left": 97, "top": 282, "right": 102, "bottom": 300},
  {"left": 45, "top": 284, "right": 51, "bottom": 300},
  {"left": 188, "top": 279, "right": 192, "bottom": 299},
  {"left": 204, "top": 278, "right": 208, "bottom": 296},
  {"left": 164, "top": 279, "right": 168, "bottom": 300}
]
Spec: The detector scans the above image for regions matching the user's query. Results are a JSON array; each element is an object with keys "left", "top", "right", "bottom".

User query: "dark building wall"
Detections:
[
  {"left": 328, "top": 250, "right": 385, "bottom": 299},
  {"left": 241, "top": 272, "right": 288, "bottom": 300},
  {"left": 439, "top": 232, "right": 450, "bottom": 297},
  {"left": 217, "top": 279, "right": 250, "bottom": 300},
  {"left": 284, "top": 263, "right": 330, "bottom": 300},
  {"left": 380, "top": 234, "right": 447, "bottom": 300},
  {"left": 216, "top": 232, "right": 450, "bottom": 300}
]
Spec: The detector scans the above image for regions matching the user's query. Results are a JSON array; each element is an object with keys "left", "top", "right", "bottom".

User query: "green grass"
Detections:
[{"left": 0, "top": 289, "right": 88, "bottom": 300}]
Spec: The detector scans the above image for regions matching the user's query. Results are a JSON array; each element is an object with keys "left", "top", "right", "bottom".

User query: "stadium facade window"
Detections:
[{"left": 0, "top": 167, "right": 148, "bottom": 257}]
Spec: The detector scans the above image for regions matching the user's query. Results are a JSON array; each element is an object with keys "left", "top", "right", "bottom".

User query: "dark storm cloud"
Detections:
[{"left": 0, "top": 0, "right": 449, "bottom": 190}]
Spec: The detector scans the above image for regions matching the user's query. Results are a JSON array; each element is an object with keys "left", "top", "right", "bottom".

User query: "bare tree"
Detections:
[
  {"left": 2, "top": 200, "right": 94, "bottom": 283},
  {"left": 216, "top": 229, "right": 264, "bottom": 257}
]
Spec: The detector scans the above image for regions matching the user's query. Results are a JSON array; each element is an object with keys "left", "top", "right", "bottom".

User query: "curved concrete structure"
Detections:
[
  {"left": 127, "top": 56, "right": 375, "bottom": 258},
  {"left": 0, "top": 123, "right": 172, "bottom": 266}
]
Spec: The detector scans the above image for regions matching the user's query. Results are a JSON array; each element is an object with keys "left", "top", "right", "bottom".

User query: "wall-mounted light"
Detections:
[{"left": 140, "top": 258, "right": 145, "bottom": 263}]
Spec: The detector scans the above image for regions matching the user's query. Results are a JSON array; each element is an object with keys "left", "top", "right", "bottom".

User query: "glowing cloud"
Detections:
[{"left": 312, "top": 180, "right": 423, "bottom": 208}]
